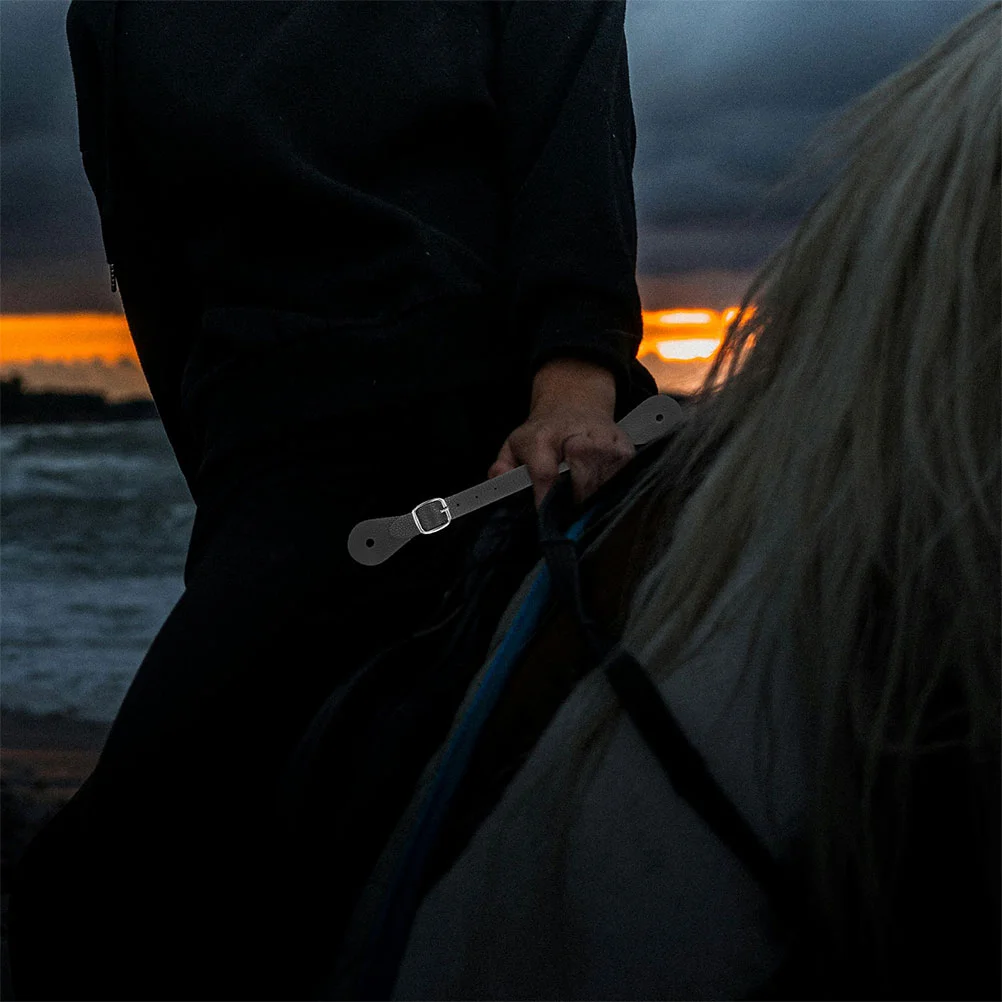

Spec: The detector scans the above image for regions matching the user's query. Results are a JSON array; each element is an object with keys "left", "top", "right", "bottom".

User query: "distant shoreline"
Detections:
[{"left": 0, "top": 376, "right": 157, "bottom": 425}]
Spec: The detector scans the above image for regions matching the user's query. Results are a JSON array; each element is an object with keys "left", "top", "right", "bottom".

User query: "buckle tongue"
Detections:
[{"left": 412, "top": 497, "right": 452, "bottom": 534}]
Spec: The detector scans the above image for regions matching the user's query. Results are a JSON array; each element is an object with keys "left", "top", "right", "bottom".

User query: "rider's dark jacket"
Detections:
[{"left": 65, "top": 0, "right": 657, "bottom": 495}]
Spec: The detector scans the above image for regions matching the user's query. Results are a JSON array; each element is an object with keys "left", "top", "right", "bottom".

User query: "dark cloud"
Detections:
[
  {"left": 626, "top": 0, "right": 983, "bottom": 283},
  {"left": 638, "top": 219, "right": 795, "bottom": 276},
  {"left": 1, "top": 0, "right": 74, "bottom": 143},
  {"left": 0, "top": 0, "right": 986, "bottom": 312},
  {"left": 1, "top": 0, "right": 116, "bottom": 312}
]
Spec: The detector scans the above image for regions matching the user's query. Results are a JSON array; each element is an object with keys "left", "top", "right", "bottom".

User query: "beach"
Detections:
[
  {"left": 1, "top": 708, "right": 110, "bottom": 996},
  {"left": 1, "top": 706, "right": 108, "bottom": 871}
]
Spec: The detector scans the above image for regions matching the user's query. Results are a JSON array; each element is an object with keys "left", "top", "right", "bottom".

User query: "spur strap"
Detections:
[{"left": 347, "top": 394, "right": 682, "bottom": 566}]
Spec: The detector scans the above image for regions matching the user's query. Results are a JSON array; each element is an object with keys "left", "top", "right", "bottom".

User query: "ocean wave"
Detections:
[
  {"left": 1, "top": 419, "right": 189, "bottom": 503},
  {"left": 1, "top": 420, "right": 193, "bottom": 719},
  {"left": 1, "top": 574, "right": 186, "bottom": 721}
]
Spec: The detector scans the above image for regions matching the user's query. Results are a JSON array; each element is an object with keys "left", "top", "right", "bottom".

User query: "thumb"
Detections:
[{"left": 488, "top": 439, "right": 517, "bottom": 478}]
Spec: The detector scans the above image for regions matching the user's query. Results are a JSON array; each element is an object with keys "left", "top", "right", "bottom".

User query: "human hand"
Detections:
[{"left": 487, "top": 358, "right": 636, "bottom": 510}]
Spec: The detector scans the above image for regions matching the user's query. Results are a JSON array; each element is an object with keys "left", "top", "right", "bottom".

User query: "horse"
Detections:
[{"left": 321, "top": 4, "right": 1001, "bottom": 999}]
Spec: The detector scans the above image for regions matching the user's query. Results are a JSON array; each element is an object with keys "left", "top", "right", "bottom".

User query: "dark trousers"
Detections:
[{"left": 7, "top": 382, "right": 521, "bottom": 1001}]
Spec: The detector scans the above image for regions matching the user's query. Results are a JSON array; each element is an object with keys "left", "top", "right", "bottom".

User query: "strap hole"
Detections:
[{"left": 365, "top": 538, "right": 375, "bottom": 548}]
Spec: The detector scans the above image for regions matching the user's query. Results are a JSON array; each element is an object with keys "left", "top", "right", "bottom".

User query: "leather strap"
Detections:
[
  {"left": 535, "top": 481, "right": 800, "bottom": 925},
  {"left": 347, "top": 394, "right": 682, "bottom": 566}
]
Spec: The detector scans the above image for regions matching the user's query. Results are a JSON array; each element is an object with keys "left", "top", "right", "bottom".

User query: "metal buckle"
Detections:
[{"left": 411, "top": 497, "right": 452, "bottom": 534}]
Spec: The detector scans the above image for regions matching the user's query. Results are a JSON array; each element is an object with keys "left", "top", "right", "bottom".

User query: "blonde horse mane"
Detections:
[{"left": 616, "top": 0, "right": 1001, "bottom": 973}]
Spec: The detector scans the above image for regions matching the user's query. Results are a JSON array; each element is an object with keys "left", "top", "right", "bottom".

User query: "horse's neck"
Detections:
[{"left": 579, "top": 480, "right": 685, "bottom": 640}]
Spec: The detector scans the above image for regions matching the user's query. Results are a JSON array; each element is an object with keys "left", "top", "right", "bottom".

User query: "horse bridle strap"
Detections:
[
  {"left": 347, "top": 394, "right": 682, "bottom": 566},
  {"left": 534, "top": 479, "right": 799, "bottom": 926}
]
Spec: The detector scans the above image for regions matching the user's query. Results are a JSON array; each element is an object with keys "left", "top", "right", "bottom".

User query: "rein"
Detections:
[
  {"left": 345, "top": 430, "right": 802, "bottom": 999},
  {"left": 536, "top": 474, "right": 801, "bottom": 923}
]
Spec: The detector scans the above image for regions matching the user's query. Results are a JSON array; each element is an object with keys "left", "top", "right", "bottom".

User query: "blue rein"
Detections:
[{"left": 352, "top": 500, "right": 598, "bottom": 1000}]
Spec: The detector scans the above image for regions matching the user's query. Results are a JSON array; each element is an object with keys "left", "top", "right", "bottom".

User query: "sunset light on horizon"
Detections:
[
  {"left": 0, "top": 306, "right": 748, "bottom": 398},
  {"left": 0, "top": 313, "right": 136, "bottom": 365},
  {"left": 640, "top": 306, "right": 751, "bottom": 363}
]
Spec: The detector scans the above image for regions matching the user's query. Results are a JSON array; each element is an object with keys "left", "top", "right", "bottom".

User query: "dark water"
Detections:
[{"left": 1, "top": 420, "right": 194, "bottom": 721}]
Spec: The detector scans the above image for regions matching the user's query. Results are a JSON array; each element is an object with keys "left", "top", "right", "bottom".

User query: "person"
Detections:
[
  {"left": 379, "top": 4, "right": 1001, "bottom": 998},
  {"left": 6, "top": 2, "right": 658, "bottom": 1000}
]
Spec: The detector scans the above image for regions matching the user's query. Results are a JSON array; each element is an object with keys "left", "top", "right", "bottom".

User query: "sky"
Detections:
[{"left": 0, "top": 0, "right": 983, "bottom": 318}]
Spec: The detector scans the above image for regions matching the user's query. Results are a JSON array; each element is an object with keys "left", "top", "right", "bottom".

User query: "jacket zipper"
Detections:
[{"left": 109, "top": 262, "right": 117, "bottom": 294}]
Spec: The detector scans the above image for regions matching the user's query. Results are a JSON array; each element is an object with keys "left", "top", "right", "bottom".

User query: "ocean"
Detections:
[{"left": 1, "top": 420, "right": 194, "bottom": 722}]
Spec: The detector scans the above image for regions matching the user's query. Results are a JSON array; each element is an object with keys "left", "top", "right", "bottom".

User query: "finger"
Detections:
[
  {"left": 554, "top": 436, "right": 605, "bottom": 507},
  {"left": 487, "top": 440, "right": 517, "bottom": 478},
  {"left": 563, "top": 436, "right": 636, "bottom": 503},
  {"left": 532, "top": 461, "right": 561, "bottom": 509},
  {"left": 521, "top": 431, "right": 564, "bottom": 509},
  {"left": 568, "top": 447, "right": 635, "bottom": 495},
  {"left": 558, "top": 434, "right": 590, "bottom": 504},
  {"left": 562, "top": 427, "right": 634, "bottom": 462}
]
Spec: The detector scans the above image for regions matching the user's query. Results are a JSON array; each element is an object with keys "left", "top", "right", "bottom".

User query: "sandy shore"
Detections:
[
  {"left": 1, "top": 709, "right": 113, "bottom": 996},
  {"left": 1, "top": 708, "right": 109, "bottom": 800},
  {"left": 2, "top": 707, "right": 110, "bottom": 752},
  {"left": 1, "top": 708, "right": 111, "bottom": 884}
]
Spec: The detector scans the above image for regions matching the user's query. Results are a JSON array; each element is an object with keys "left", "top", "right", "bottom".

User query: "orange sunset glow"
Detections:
[
  {"left": 638, "top": 306, "right": 751, "bottom": 391},
  {"left": 0, "top": 313, "right": 146, "bottom": 401},
  {"left": 0, "top": 307, "right": 750, "bottom": 399},
  {"left": 0, "top": 313, "right": 137, "bottom": 365},
  {"left": 640, "top": 306, "right": 748, "bottom": 362}
]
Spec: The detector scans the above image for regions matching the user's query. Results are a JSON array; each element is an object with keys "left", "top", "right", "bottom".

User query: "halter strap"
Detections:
[
  {"left": 347, "top": 393, "right": 682, "bottom": 565},
  {"left": 536, "top": 476, "right": 799, "bottom": 922}
]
